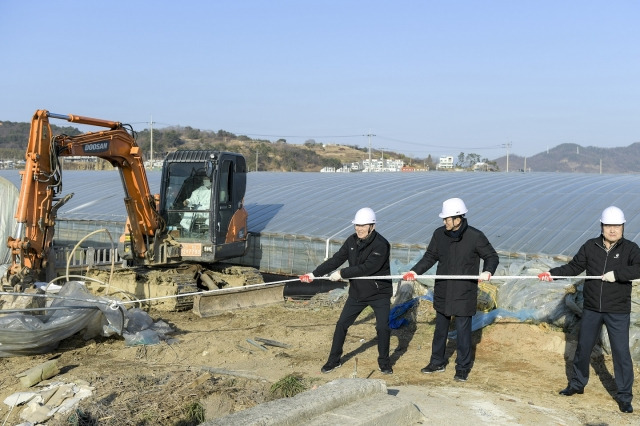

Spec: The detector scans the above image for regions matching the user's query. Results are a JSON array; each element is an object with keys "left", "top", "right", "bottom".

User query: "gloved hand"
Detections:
[
  {"left": 602, "top": 271, "right": 616, "bottom": 282},
  {"left": 479, "top": 271, "right": 491, "bottom": 282},
  {"left": 402, "top": 271, "right": 417, "bottom": 281},
  {"left": 299, "top": 273, "right": 315, "bottom": 283},
  {"left": 538, "top": 272, "right": 553, "bottom": 282},
  {"left": 329, "top": 270, "right": 342, "bottom": 281}
]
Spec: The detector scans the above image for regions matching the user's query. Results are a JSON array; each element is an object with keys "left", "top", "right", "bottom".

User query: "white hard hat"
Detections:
[
  {"left": 439, "top": 198, "right": 468, "bottom": 218},
  {"left": 600, "top": 206, "right": 626, "bottom": 225},
  {"left": 352, "top": 207, "right": 376, "bottom": 225}
]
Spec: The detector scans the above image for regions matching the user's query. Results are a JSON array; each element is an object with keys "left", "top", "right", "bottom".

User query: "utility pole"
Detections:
[
  {"left": 255, "top": 149, "right": 259, "bottom": 172},
  {"left": 502, "top": 142, "right": 512, "bottom": 172},
  {"left": 149, "top": 115, "right": 155, "bottom": 169},
  {"left": 379, "top": 147, "right": 388, "bottom": 171},
  {"left": 364, "top": 131, "right": 376, "bottom": 172}
]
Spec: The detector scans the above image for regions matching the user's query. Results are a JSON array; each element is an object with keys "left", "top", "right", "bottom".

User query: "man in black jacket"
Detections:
[
  {"left": 538, "top": 206, "right": 640, "bottom": 414},
  {"left": 300, "top": 207, "right": 393, "bottom": 375},
  {"left": 403, "top": 198, "right": 499, "bottom": 382}
]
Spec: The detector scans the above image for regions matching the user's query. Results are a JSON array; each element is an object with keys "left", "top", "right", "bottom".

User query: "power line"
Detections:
[
  {"left": 239, "top": 133, "right": 363, "bottom": 139},
  {"left": 376, "top": 135, "right": 504, "bottom": 150}
]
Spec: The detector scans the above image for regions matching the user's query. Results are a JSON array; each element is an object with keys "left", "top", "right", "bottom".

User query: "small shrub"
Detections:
[
  {"left": 270, "top": 374, "right": 306, "bottom": 398},
  {"left": 175, "top": 401, "right": 206, "bottom": 426},
  {"left": 66, "top": 408, "right": 98, "bottom": 426}
]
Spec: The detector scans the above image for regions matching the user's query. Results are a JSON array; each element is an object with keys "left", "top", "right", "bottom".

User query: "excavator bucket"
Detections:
[{"left": 192, "top": 282, "right": 285, "bottom": 317}]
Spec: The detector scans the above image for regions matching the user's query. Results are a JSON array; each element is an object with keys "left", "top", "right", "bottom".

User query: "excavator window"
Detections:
[
  {"left": 164, "top": 164, "right": 211, "bottom": 237},
  {"left": 219, "top": 160, "right": 232, "bottom": 205}
]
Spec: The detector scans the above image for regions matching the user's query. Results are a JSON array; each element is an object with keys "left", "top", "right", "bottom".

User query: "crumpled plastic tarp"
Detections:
[
  {"left": 122, "top": 307, "right": 175, "bottom": 346},
  {"left": 0, "top": 282, "right": 177, "bottom": 356},
  {"left": 392, "top": 255, "right": 640, "bottom": 364},
  {"left": 0, "top": 281, "right": 126, "bottom": 357}
]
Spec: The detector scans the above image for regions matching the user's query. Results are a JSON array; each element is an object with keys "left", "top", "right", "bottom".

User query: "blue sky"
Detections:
[{"left": 1, "top": 1, "right": 639, "bottom": 160}]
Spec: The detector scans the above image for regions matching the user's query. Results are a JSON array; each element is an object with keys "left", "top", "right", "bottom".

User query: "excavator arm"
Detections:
[{"left": 7, "top": 110, "right": 163, "bottom": 286}]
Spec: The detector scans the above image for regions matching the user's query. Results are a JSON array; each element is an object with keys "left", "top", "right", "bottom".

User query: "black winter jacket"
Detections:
[
  {"left": 549, "top": 236, "right": 640, "bottom": 314},
  {"left": 313, "top": 230, "right": 392, "bottom": 302},
  {"left": 411, "top": 219, "right": 499, "bottom": 316}
]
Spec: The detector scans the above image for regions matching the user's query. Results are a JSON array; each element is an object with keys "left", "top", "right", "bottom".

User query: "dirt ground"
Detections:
[{"left": 1, "top": 290, "right": 638, "bottom": 425}]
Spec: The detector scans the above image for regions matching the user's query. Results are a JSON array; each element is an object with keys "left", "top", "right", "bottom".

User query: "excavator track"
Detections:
[
  {"left": 161, "top": 271, "right": 200, "bottom": 311},
  {"left": 84, "top": 266, "right": 199, "bottom": 311},
  {"left": 84, "top": 264, "right": 284, "bottom": 315}
]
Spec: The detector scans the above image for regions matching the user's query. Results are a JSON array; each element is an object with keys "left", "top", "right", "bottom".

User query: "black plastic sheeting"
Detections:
[{"left": 283, "top": 280, "right": 346, "bottom": 299}]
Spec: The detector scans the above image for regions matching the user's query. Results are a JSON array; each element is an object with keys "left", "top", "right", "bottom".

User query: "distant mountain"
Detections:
[{"left": 492, "top": 142, "right": 640, "bottom": 173}]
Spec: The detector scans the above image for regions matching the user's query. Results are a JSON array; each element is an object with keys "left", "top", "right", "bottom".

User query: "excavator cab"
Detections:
[{"left": 159, "top": 150, "right": 248, "bottom": 263}]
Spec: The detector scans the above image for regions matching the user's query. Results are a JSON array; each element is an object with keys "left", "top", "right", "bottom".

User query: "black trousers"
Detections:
[
  {"left": 430, "top": 311, "right": 473, "bottom": 372},
  {"left": 570, "top": 308, "right": 634, "bottom": 403},
  {"left": 327, "top": 296, "right": 391, "bottom": 366}
]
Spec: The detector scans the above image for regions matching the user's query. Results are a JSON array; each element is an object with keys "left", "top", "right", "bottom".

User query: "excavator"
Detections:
[{"left": 3, "top": 109, "right": 282, "bottom": 316}]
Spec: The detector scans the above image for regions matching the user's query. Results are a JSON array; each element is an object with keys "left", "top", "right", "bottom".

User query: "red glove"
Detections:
[
  {"left": 402, "top": 271, "right": 417, "bottom": 281},
  {"left": 299, "top": 273, "right": 315, "bottom": 283},
  {"left": 538, "top": 272, "right": 553, "bottom": 282}
]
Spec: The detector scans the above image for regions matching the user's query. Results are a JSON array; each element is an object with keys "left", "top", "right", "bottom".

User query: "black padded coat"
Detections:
[
  {"left": 313, "top": 229, "right": 392, "bottom": 302},
  {"left": 549, "top": 236, "right": 640, "bottom": 314},
  {"left": 411, "top": 219, "right": 499, "bottom": 316}
]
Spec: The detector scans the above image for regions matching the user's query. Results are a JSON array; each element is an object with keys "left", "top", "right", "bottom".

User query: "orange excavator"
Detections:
[{"left": 4, "top": 110, "right": 280, "bottom": 315}]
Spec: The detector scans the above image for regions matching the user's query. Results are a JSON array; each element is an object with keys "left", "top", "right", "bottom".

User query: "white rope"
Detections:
[
  {"left": 0, "top": 274, "right": 600, "bottom": 311},
  {"left": 348, "top": 275, "right": 604, "bottom": 280},
  {"left": 117, "top": 278, "right": 300, "bottom": 306}
]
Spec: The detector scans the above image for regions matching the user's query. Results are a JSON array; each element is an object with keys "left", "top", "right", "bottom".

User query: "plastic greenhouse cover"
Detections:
[
  {"left": 0, "top": 281, "right": 126, "bottom": 357},
  {"left": 4, "top": 170, "right": 640, "bottom": 258},
  {"left": 395, "top": 255, "right": 640, "bottom": 364},
  {"left": 0, "top": 176, "right": 19, "bottom": 264}
]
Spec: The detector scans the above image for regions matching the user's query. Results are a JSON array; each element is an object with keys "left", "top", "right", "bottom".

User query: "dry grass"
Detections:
[
  {"left": 48, "top": 368, "right": 270, "bottom": 426},
  {"left": 269, "top": 373, "right": 307, "bottom": 398}
]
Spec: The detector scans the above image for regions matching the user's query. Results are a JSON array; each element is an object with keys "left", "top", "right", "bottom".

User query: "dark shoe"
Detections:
[
  {"left": 618, "top": 401, "right": 633, "bottom": 413},
  {"left": 454, "top": 369, "right": 469, "bottom": 382},
  {"left": 321, "top": 361, "right": 341, "bottom": 374},
  {"left": 379, "top": 365, "right": 393, "bottom": 375},
  {"left": 559, "top": 386, "right": 584, "bottom": 396},
  {"left": 421, "top": 363, "right": 446, "bottom": 374}
]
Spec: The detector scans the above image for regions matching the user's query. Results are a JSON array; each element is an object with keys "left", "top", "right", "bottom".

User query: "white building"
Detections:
[
  {"left": 362, "top": 158, "right": 404, "bottom": 172},
  {"left": 437, "top": 156, "right": 454, "bottom": 169}
]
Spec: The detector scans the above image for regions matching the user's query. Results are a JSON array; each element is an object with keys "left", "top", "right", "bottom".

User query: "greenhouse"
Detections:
[{"left": 2, "top": 169, "right": 640, "bottom": 362}]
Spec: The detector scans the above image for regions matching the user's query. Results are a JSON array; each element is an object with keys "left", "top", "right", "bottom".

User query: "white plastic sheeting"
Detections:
[
  {"left": 435, "top": 255, "right": 640, "bottom": 364},
  {"left": 0, "top": 282, "right": 176, "bottom": 357},
  {"left": 0, "top": 176, "right": 19, "bottom": 265},
  {"left": 0, "top": 282, "right": 125, "bottom": 357}
]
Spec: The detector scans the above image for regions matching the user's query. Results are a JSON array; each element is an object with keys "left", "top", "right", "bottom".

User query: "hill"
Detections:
[
  {"left": 0, "top": 120, "right": 409, "bottom": 172},
  {"left": 2, "top": 119, "right": 639, "bottom": 173},
  {"left": 493, "top": 142, "right": 640, "bottom": 173}
]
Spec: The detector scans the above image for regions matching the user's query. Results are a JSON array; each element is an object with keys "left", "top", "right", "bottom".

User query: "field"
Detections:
[{"left": 1, "top": 290, "right": 637, "bottom": 425}]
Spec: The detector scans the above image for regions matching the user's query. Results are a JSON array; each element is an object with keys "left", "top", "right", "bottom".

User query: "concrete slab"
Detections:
[
  {"left": 305, "top": 393, "right": 425, "bottom": 426},
  {"left": 389, "top": 385, "right": 582, "bottom": 425},
  {"left": 202, "top": 380, "right": 589, "bottom": 426},
  {"left": 201, "top": 378, "right": 388, "bottom": 426}
]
